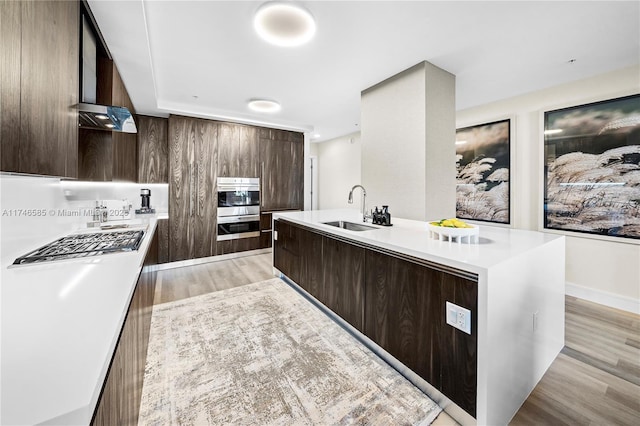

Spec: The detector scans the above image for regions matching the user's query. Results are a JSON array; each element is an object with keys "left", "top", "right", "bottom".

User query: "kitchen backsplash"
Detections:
[{"left": 0, "top": 174, "right": 168, "bottom": 262}]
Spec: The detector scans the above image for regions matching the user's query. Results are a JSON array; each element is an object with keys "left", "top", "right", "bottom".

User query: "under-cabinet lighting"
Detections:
[{"left": 455, "top": 140, "right": 467, "bottom": 145}]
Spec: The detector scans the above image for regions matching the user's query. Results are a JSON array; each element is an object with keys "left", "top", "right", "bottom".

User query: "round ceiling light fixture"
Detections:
[
  {"left": 248, "top": 98, "right": 281, "bottom": 113},
  {"left": 254, "top": 2, "right": 316, "bottom": 47}
]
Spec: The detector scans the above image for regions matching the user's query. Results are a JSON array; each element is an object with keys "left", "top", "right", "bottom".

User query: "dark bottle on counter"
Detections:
[{"left": 372, "top": 206, "right": 392, "bottom": 226}]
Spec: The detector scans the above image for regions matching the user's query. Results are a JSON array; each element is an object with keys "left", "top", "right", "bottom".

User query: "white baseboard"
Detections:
[{"left": 566, "top": 281, "right": 640, "bottom": 315}]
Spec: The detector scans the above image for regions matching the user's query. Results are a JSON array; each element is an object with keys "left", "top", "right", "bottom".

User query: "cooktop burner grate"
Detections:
[{"left": 13, "top": 230, "right": 145, "bottom": 265}]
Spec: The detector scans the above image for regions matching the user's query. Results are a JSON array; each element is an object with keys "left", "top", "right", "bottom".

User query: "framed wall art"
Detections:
[
  {"left": 455, "top": 119, "right": 511, "bottom": 224},
  {"left": 544, "top": 94, "right": 640, "bottom": 240}
]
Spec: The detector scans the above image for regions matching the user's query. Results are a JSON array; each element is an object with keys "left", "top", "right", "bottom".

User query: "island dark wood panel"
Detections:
[
  {"left": 364, "top": 250, "right": 443, "bottom": 391},
  {"left": 137, "top": 115, "right": 168, "bottom": 183},
  {"left": 274, "top": 219, "right": 301, "bottom": 284},
  {"left": 439, "top": 272, "right": 478, "bottom": 417},
  {"left": 273, "top": 218, "right": 478, "bottom": 418},
  {"left": 323, "top": 236, "right": 365, "bottom": 331},
  {"left": 157, "top": 218, "right": 169, "bottom": 264},
  {"left": 92, "top": 229, "right": 158, "bottom": 426}
]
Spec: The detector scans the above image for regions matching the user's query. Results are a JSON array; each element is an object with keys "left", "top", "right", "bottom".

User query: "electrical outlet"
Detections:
[
  {"left": 446, "top": 301, "right": 471, "bottom": 335},
  {"left": 273, "top": 230, "right": 278, "bottom": 241}
]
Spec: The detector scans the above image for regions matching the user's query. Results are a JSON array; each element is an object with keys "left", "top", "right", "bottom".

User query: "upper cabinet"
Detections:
[
  {"left": 1, "top": 0, "right": 79, "bottom": 178},
  {"left": 259, "top": 128, "right": 304, "bottom": 211},
  {"left": 137, "top": 115, "right": 168, "bottom": 183},
  {"left": 217, "top": 123, "right": 259, "bottom": 178},
  {"left": 78, "top": 59, "right": 137, "bottom": 182}
]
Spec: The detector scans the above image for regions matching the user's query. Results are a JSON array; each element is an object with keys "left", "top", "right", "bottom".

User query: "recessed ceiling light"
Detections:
[
  {"left": 455, "top": 140, "right": 467, "bottom": 145},
  {"left": 248, "top": 98, "right": 281, "bottom": 113},
  {"left": 254, "top": 2, "right": 316, "bottom": 47}
]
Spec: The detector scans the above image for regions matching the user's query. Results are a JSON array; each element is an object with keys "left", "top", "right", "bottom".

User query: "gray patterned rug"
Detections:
[{"left": 139, "top": 278, "right": 442, "bottom": 425}]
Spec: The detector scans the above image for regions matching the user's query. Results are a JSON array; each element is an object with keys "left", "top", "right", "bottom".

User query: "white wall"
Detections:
[
  {"left": 457, "top": 65, "right": 640, "bottom": 310},
  {"left": 312, "top": 132, "right": 362, "bottom": 211},
  {"left": 361, "top": 62, "right": 456, "bottom": 221}
]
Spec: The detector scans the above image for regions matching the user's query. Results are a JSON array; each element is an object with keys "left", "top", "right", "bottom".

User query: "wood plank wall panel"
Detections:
[
  {"left": 168, "top": 116, "right": 195, "bottom": 262},
  {"left": 19, "top": 0, "right": 78, "bottom": 177},
  {"left": 0, "top": 0, "right": 22, "bottom": 172},
  {"left": 78, "top": 129, "right": 113, "bottom": 181},
  {"left": 323, "top": 236, "right": 365, "bottom": 331},
  {"left": 137, "top": 116, "right": 168, "bottom": 183},
  {"left": 193, "top": 119, "right": 217, "bottom": 259}
]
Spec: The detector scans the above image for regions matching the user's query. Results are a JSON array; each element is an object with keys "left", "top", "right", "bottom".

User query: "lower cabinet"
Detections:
[
  {"left": 215, "top": 237, "right": 261, "bottom": 255},
  {"left": 92, "top": 228, "right": 158, "bottom": 425},
  {"left": 274, "top": 219, "right": 478, "bottom": 417},
  {"left": 322, "top": 237, "right": 365, "bottom": 332}
]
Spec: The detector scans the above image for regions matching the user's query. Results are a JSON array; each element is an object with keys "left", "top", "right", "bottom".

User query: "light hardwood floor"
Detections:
[{"left": 152, "top": 253, "right": 640, "bottom": 425}]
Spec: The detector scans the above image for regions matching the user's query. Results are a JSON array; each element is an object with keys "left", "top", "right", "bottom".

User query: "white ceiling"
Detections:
[{"left": 88, "top": 0, "right": 640, "bottom": 143}]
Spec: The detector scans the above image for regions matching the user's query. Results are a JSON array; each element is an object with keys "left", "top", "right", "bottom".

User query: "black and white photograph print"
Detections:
[
  {"left": 544, "top": 94, "right": 640, "bottom": 240},
  {"left": 456, "top": 119, "right": 511, "bottom": 224}
]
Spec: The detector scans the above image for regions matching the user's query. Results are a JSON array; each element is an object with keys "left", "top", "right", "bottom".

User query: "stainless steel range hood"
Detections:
[{"left": 77, "top": 103, "right": 137, "bottom": 133}]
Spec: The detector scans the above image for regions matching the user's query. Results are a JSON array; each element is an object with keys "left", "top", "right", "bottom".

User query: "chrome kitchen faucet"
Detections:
[{"left": 348, "top": 185, "right": 371, "bottom": 223}]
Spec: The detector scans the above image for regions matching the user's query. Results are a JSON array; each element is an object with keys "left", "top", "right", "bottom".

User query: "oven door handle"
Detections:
[
  {"left": 217, "top": 185, "right": 260, "bottom": 192},
  {"left": 217, "top": 214, "right": 260, "bottom": 224}
]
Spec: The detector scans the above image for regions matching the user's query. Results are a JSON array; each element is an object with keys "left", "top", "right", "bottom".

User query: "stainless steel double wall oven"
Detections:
[{"left": 216, "top": 177, "right": 260, "bottom": 241}]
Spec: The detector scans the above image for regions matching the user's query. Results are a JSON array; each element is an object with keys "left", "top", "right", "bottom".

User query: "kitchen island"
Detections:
[
  {"left": 272, "top": 209, "right": 565, "bottom": 426},
  {"left": 0, "top": 215, "right": 164, "bottom": 425}
]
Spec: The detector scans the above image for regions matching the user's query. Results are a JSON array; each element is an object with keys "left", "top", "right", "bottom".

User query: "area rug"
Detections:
[{"left": 138, "top": 278, "right": 442, "bottom": 425}]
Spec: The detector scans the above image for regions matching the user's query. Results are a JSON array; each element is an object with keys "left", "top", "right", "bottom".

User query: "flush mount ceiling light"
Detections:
[
  {"left": 254, "top": 2, "right": 316, "bottom": 47},
  {"left": 248, "top": 98, "right": 281, "bottom": 113}
]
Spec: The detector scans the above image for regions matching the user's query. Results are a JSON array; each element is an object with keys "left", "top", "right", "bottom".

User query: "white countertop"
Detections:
[
  {"left": 1, "top": 215, "right": 161, "bottom": 425},
  {"left": 273, "top": 209, "right": 562, "bottom": 274}
]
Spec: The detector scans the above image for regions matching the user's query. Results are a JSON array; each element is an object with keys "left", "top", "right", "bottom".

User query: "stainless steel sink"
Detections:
[{"left": 322, "top": 221, "right": 377, "bottom": 231}]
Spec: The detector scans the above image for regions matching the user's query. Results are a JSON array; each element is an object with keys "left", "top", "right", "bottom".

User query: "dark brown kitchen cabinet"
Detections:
[
  {"left": 364, "top": 250, "right": 443, "bottom": 391},
  {"left": 92, "top": 227, "right": 158, "bottom": 425},
  {"left": 259, "top": 129, "right": 304, "bottom": 211},
  {"left": 168, "top": 115, "right": 218, "bottom": 262},
  {"left": 273, "top": 219, "right": 478, "bottom": 418},
  {"left": 323, "top": 236, "right": 365, "bottom": 331},
  {"left": 217, "top": 123, "right": 259, "bottom": 178},
  {"left": 137, "top": 115, "right": 168, "bottom": 183},
  {"left": 78, "top": 59, "right": 137, "bottom": 182},
  {"left": 156, "top": 218, "right": 169, "bottom": 264},
  {"left": 1, "top": 0, "right": 79, "bottom": 177}
]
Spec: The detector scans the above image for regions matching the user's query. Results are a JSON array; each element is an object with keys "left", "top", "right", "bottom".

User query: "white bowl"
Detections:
[{"left": 427, "top": 223, "right": 479, "bottom": 244}]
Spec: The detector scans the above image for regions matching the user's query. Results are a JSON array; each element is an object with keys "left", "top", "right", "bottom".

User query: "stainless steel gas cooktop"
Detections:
[{"left": 13, "top": 230, "right": 145, "bottom": 265}]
